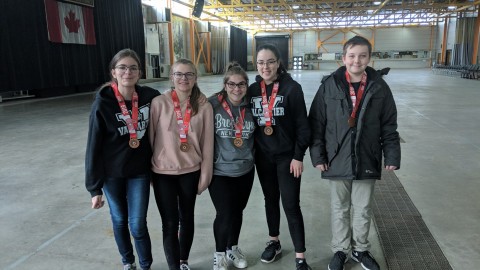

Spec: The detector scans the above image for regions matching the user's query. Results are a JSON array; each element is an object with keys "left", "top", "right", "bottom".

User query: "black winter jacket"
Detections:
[{"left": 309, "top": 66, "right": 400, "bottom": 180}]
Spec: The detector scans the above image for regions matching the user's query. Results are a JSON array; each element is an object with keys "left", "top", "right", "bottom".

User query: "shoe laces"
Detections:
[
  {"left": 214, "top": 253, "right": 227, "bottom": 266},
  {"left": 265, "top": 240, "right": 279, "bottom": 251},
  {"left": 359, "top": 251, "right": 377, "bottom": 265},
  {"left": 335, "top": 251, "right": 347, "bottom": 261},
  {"left": 230, "top": 246, "right": 245, "bottom": 259}
]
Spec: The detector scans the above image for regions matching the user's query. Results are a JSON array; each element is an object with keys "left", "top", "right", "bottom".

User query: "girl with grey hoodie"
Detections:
[{"left": 207, "top": 62, "right": 256, "bottom": 270}]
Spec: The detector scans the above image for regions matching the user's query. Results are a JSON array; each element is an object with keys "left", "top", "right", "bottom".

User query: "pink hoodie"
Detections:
[{"left": 149, "top": 89, "right": 214, "bottom": 194}]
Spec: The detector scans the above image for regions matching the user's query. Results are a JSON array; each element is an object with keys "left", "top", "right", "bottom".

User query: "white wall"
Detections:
[
  {"left": 374, "top": 27, "right": 431, "bottom": 51},
  {"left": 446, "top": 17, "right": 458, "bottom": 51},
  {"left": 292, "top": 31, "right": 317, "bottom": 56},
  {"left": 288, "top": 27, "right": 435, "bottom": 69}
]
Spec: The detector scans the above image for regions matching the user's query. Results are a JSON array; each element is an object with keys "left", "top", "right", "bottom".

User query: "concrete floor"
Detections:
[{"left": 1, "top": 69, "right": 479, "bottom": 270}]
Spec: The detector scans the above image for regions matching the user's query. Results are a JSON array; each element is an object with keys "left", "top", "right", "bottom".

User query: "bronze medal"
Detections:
[
  {"left": 264, "top": 126, "right": 273, "bottom": 135},
  {"left": 180, "top": 142, "right": 190, "bottom": 152},
  {"left": 348, "top": 117, "right": 355, "bottom": 127},
  {"left": 129, "top": 138, "right": 140, "bottom": 148},
  {"left": 233, "top": 138, "right": 243, "bottom": 147}
]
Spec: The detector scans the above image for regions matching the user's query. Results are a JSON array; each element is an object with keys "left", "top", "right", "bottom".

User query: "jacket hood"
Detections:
[
  {"left": 96, "top": 83, "right": 142, "bottom": 101},
  {"left": 254, "top": 71, "right": 292, "bottom": 84}
]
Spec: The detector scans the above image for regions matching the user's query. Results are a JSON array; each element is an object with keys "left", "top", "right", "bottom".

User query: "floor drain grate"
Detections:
[{"left": 372, "top": 170, "right": 453, "bottom": 270}]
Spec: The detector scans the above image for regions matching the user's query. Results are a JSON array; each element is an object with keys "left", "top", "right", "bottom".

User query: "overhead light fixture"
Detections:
[
  {"left": 447, "top": 6, "right": 456, "bottom": 10},
  {"left": 373, "top": 1, "right": 381, "bottom": 5},
  {"left": 292, "top": 5, "right": 300, "bottom": 9}
]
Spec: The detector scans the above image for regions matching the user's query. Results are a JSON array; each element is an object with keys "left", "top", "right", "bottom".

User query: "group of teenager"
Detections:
[{"left": 85, "top": 35, "right": 401, "bottom": 270}]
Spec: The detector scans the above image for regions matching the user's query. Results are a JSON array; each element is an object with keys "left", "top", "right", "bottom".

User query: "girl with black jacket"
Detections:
[
  {"left": 85, "top": 49, "right": 159, "bottom": 270},
  {"left": 248, "top": 44, "right": 311, "bottom": 270}
]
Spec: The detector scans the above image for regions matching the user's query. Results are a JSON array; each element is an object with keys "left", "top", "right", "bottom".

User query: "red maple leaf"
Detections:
[{"left": 64, "top": 10, "right": 81, "bottom": 33}]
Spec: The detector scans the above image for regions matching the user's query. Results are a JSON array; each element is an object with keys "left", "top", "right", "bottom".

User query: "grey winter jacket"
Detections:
[{"left": 309, "top": 66, "right": 401, "bottom": 180}]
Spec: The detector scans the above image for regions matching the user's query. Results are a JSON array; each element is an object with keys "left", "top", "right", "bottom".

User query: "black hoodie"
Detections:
[
  {"left": 247, "top": 73, "right": 310, "bottom": 161},
  {"left": 85, "top": 85, "right": 160, "bottom": 197}
]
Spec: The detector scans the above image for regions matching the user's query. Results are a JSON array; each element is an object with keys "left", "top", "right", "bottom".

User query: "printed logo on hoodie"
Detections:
[
  {"left": 115, "top": 104, "right": 150, "bottom": 139},
  {"left": 250, "top": 95, "right": 285, "bottom": 126},
  {"left": 214, "top": 113, "right": 255, "bottom": 139}
]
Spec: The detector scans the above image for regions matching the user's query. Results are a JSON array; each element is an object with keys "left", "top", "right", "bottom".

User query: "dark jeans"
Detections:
[
  {"left": 151, "top": 170, "right": 200, "bottom": 270},
  {"left": 103, "top": 175, "right": 152, "bottom": 269},
  {"left": 255, "top": 150, "right": 306, "bottom": 253},
  {"left": 209, "top": 168, "right": 255, "bottom": 252}
]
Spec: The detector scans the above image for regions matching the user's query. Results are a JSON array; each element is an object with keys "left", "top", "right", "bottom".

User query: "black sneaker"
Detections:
[
  {"left": 328, "top": 251, "right": 347, "bottom": 270},
  {"left": 351, "top": 250, "right": 380, "bottom": 270},
  {"left": 295, "top": 258, "right": 312, "bottom": 270},
  {"left": 260, "top": 240, "right": 282, "bottom": 263}
]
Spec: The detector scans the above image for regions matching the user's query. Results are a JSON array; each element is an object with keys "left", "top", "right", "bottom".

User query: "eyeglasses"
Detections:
[
  {"left": 115, "top": 65, "right": 139, "bottom": 73},
  {"left": 256, "top": 60, "right": 277, "bottom": 67},
  {"left": 172, "top": 72, "right": 196, "bottom": 80},
  {"left": 226, "top": 81, "right": 247, "bottom": 89}
]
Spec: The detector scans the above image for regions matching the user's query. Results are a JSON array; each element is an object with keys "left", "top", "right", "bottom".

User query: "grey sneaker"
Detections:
[{"left": 227, "top": 245, "right": 247, "bottom": 268}]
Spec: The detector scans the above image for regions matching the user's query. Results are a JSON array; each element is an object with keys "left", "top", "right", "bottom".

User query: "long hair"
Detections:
[
  {"left": 170, "top": 59, "right": 202, "bottom": 116},
  {"left": 256, "top": 43, "right": 288, "bottom": 75},
  {"left": 100, "top": 48, "right": 142, "bottom": 89},
  {"left": 212, "top": 62, "right": 249, "bottom": 101}
]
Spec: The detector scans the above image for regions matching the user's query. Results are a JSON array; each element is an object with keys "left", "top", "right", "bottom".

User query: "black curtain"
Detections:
[
  {"left": 254, "top": 35, "right": 290, "bottom": 70},
  {"left": 229, "top": 26, "right": 247, "bottom": 70},
  {"left": 0, "top": 0, "right": 145, "bottom": 97}
]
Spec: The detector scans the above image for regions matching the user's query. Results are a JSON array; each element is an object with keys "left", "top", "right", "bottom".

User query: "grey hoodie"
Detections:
[{"left": 208, "top": 94, "right": 255, "bottom": 177}]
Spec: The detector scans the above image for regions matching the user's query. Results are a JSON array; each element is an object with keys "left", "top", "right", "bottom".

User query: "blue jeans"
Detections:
[{"left": 103, "top": 175, "right": 152, "bottom": 269}]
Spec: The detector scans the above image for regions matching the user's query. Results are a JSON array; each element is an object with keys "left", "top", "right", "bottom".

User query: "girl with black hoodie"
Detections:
[
  {"left": 85, "top": 49, "right": 160, "bottom": 270},
  {"left": 248, "top": 44, "right": 311, "bottom": 270}
]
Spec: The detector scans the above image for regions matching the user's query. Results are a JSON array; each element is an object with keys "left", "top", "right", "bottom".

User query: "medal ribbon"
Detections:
[
  {"left": 260, "top": 81, "right": 279, "bottom": 127},
  {"left": 345, "top": 71, "right": 367, "bottom": 121},
  {"left": 111, "top": 82, "right": 138, "bottom": 141},
  {"left": 171, "top": 90, "right": 192, "bottom": 144},
  {"left": 218, "top": 95, "right": 245, "bottom": 139}
]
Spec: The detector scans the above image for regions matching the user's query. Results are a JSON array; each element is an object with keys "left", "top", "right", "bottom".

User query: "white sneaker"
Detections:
[
  {"left": 227, "top": 245, "right": 248, "bottom": 268},
  {"left": 123, "top": 263, "right": 136, "bottom": 270},
  {"left": 213, "top": 252, "right": 228, "bottom": 270},
  {"left": 180, "top": 263, "right": 191, "bottom": 270}
]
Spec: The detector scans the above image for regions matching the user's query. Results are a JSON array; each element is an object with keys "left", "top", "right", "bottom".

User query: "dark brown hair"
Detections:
[
  {"left": 342, "top": 35, "right": 372, "bottom": 56},
  {"left": 256, "top": 43, "right": 288, "bottom": 75},
  {"left": 214, "top": 62, "right": 249, "bottom": 101},
  {"left": 101, "top": 49, "right": 142, "bottom": 89}
]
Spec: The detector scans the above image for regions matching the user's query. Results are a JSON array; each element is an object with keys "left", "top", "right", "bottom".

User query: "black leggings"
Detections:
[
  {"left": 151, "top": 170, "right": 200, "bottom": 270},
  {"left": 255, "top": 150, "right": 306, "bottom": 253},
  {"left": 209, "top": 168, "right": 255, "bottom": 252}
]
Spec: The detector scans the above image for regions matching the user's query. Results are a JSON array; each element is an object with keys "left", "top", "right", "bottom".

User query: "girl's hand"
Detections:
[
  {"left": 290, "top": 159, "right": 304, "bottom": 178},
  {"left": 91, "top": 195, "right": 105, "bottom": 209}
]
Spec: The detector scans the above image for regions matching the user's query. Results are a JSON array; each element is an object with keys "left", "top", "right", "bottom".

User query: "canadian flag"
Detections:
[{"left": 44, "top": 0, "right": 96, "bottom": 45}]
